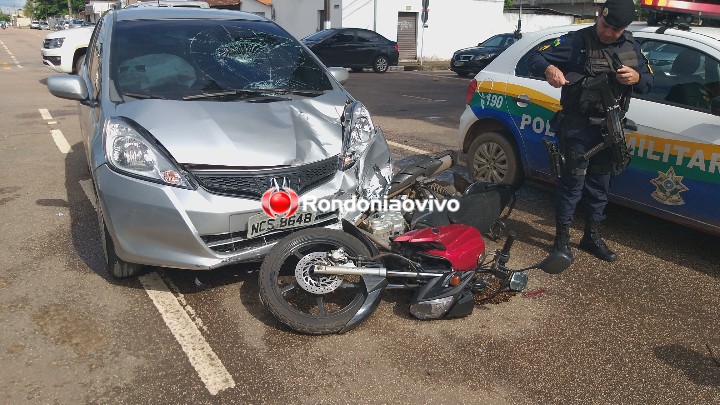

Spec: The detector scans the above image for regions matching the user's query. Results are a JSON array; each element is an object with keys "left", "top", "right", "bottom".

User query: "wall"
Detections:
[
  {"left": 502, "top": 12, "right": 576, "bottom": 38},
  {"left": 240, "top": 0, "right": 271, "bottom": 17},
  {"left": 273, "top": 0, "right": 342, "bottom": 40},
  {"left": 341, "top": 0, "right": 515, "bottom": 60}
]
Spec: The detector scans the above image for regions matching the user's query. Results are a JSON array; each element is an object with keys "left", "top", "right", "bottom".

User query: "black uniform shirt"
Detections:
[{"left": 527, "top": 27, "right": 653, "bottom": 96}]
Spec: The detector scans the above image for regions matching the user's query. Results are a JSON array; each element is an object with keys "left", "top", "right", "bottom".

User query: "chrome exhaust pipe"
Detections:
[{"left": 313, "top": 265, "right": 444, "bottom": 279}]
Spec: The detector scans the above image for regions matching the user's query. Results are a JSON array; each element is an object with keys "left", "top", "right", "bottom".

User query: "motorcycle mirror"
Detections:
[{"left": 535, "top": 251, "right": 573, "bottom": 274}]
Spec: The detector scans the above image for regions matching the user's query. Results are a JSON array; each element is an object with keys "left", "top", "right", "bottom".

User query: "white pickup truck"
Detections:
[{"left": 41, "top": 27, "right": 93, "bottom": 74}]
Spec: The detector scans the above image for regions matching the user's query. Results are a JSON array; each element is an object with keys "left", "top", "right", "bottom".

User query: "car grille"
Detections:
[
  {"left": 188, "top": 155, "right": 339, "bottom": 200},
  {"left": 455, "top": 54, "right": 475, "bottom": 62},
  {"left": 200, "top": 210, "right": 339, "bottom": 253}
]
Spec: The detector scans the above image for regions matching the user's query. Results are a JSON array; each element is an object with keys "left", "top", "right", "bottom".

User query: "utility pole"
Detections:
[
  {"left": 373, "top": 0, "right": 377, "bottom": 31},
  {"left": 324, "top": 0, "right": 330, "bottom": 29},
  {"left": 68, "top": 0, "right": 72, "bottom": 19}
]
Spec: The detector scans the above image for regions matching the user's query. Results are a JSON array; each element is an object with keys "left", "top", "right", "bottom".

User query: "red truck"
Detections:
[{"left": 640, "top": 0, "right": 720, "bottom": 25}]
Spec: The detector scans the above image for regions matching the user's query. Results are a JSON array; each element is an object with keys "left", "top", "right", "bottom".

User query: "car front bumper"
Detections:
[
  {"left": 40, "top": 48, "right": 64, "bottom": 73},
  {"left": 96, "top": 128, "right": 393, "bottom": 271}
]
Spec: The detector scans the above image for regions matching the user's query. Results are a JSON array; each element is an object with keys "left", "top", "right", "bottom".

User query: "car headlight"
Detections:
[
  {"left": 47, "top": 38, "right": 65, "bottom": 48},
  {"left": 103, "top": 117, "right": 195, "bottom": 189},
  {"left": 340, "top": 101, "right": 375, "bottom": 170},
  {"left": 472, "top": 53, "right": 496, "bottom": 61}
]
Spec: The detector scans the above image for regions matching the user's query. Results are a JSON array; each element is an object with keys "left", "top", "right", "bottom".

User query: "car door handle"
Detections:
[{"left": 514, "top": 94, "right": 531, "bottom": 106}]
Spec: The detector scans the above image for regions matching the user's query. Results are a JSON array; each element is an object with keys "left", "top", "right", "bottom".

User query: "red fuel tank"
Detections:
[{"left": 392, "top": 224, "right": 485, "bottom": 271}]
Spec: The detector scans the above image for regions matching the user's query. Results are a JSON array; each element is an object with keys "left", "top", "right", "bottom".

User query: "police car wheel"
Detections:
[{"left": 467, "top": 131, "right": 523, "bottom": 188}]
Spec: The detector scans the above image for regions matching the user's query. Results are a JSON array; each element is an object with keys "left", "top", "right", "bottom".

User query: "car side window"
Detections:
[
  {"left": 515, "top": 38, "right": 556, "bottom": 79},
  {"left": 86, "top": 20, "right": 104, "bottom": 100},
  {"left": 635, "top": 40, "right": 718, "bottom": 113},
  {"left": 357, "top": 30, "right": 378, "bottom": 43},
  {"left": 334, "top": 31, "right": 355, "bottom": 44}
]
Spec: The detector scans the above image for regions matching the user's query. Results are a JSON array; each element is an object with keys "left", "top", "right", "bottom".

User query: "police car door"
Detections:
[
  {"left": 614, "top": 31, "right": 720, "bottom": 234},
  {"left": 508, "top": 33, "right": 565, "bottom": 177}
]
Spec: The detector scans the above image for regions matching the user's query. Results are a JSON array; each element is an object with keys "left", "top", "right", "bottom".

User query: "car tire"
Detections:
[
  {"left": 97, "top": 196, "right": 142, "bottom": 279},
  {"left": 73, "top": 52, "right": 85, "bottom": 74},
  {"left": 467, "top": 131, "right": 524, "bottom": 189},
  {"left": 373, "top": 55, "right": 389, "bottom": 73},
  {"left": 351, "top": 67, "right": 364, "bottom": 72}
]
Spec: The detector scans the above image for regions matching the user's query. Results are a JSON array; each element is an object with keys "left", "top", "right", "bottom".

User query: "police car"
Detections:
[{"left": 458, "top": 23, "right": 720, "bottom": 236}]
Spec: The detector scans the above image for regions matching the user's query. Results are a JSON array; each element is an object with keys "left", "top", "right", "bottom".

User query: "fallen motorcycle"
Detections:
[{"left": 258, "top": 152, "right": 572, "bottom": 335}]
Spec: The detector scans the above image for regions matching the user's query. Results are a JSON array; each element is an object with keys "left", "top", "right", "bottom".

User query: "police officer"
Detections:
[{"left": 528, "top": 0, "right": 653, "bottom": 262}]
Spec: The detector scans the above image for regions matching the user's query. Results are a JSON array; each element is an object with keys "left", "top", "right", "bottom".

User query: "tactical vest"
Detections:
[{"left": 560, "top": 26, "right": 639, "bottom": 117}]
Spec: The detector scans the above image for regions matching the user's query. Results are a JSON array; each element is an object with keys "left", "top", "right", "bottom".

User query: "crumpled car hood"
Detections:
[{"left": 114, "top": 94, "right": 349, "bottom": 167}]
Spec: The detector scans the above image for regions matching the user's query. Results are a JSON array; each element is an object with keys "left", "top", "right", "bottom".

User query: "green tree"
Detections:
[
  {"left": 0, "top": 12, "right": 11, "bottom": 22},
  {"left": 30, "top": 0, "right": 86, "bottom": 19},
  {"left": 505, "top": 0, "right": 515, "bottom": 8}
]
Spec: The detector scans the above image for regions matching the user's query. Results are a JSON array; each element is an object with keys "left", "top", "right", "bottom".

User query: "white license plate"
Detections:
[
  {"left": 247, "top": 211, "right": 317, "bottom": 239},
  {"left": 454, "top": 61, "right": 465, "bottom": 66}
]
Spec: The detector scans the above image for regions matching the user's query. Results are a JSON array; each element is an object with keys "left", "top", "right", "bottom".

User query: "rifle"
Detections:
[{"left": 574, "top": 73, "right": 636, "bottom": 174}]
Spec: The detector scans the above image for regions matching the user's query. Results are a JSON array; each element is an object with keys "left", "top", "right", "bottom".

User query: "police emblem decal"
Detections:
[{"left": 650, "top": 167, "right": 689, "bottom": 206}]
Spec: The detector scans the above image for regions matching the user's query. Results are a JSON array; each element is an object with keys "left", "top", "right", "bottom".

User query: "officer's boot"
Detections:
[
  {"left": 553, "top": 223, "right": 573, "bottom": 260},
  {"left": 578, "top": 220, "right": 618, "bottom": 262}
]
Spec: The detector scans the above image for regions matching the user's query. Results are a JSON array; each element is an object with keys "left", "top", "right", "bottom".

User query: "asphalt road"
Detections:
[{"left": 1, "top": 27, "right": 719, "bottom": 404}]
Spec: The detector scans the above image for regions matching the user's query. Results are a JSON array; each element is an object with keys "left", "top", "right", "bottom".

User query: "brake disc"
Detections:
[{"left": 295, "top": 252, "right": 343, "bottom": 295}]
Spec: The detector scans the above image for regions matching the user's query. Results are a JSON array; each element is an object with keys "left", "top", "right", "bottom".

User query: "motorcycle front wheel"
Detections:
[{"left": 258, "top": 228, "right": 372, "bottom": 335}]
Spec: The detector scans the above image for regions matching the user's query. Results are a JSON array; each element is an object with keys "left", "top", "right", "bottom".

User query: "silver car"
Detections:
[{"left": 47, "top": 8, "right": 392, "bottom": 278}]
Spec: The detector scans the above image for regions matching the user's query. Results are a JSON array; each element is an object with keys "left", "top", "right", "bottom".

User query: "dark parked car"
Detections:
[
  {"left": 450, "top": 33, "right": 517, "bottom": 77},
  {"left": 302, "top": 28, "right": 399, "bottom": 73}
]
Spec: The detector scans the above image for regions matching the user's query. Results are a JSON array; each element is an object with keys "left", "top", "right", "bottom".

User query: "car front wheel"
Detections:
[
  {"left": 97, "top": 196, "right": 142, "bottom": 278},
  {"left": 467, "top": 131, "right": 524, "bottom": 189},
  {"left": 373, "top": 55, "right": 389, "bottom": 73}
]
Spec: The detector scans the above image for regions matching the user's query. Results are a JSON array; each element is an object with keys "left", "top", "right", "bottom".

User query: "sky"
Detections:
[{"left": 1, "top": 0, "right": 27, "bottom": 15}]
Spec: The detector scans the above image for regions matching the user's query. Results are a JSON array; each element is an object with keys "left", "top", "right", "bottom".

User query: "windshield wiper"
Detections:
[
  {"left": 182, "top": 88, "right": 325, "bottom": 101},
  {"left": 122, "top": 92, "right": 166, "bottom": 100}
]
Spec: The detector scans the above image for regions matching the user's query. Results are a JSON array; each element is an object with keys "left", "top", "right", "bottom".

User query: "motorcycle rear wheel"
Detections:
[{"left": 259, "top": 228, "right": 371, "bottom": 335}]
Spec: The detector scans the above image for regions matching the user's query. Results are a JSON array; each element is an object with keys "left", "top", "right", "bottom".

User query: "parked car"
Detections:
[
  {"left": 30, "top": 20, "right": 40, "bottom": 29},
  {"left": 41, "top": 26, "right": 94, "bottom": 73},
  {"left": 39, "top": 22, "right": 50, "bottom": 30},
  {"left": 450, "top": 33, "right": 518, "bottom": 77},
  {"left": 458, "top": 23, "right": 720, "bottom": 236},
  {"left": 302, "top": 28, "right": 399, "bottom": 73},
  {"left": 45, "top": 8, "right": 393, "bottom": 278}
]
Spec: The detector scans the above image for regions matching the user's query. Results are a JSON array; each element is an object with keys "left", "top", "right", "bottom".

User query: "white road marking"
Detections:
[
  {"left": 387, "top": 140, "right": 430, "bottom": 155},
  {"left": 401, "top": 94, "right": 447, "bottom": 102},
  {"left": 138, "top": 272, "right": 236, "bottom": 395},
  {"left": 48, "top": 121, "right": 57, "bottom": 125},
  {"left": 0, "top": 41, "right": 22, "bottom": 69},
  {"left": 50, "top": 129, "right": 71, "bottom": 153},
  {"left": 39, "top": 108, "right": 53, "bottom": 120},
  {"left": 386, "top": 140, "right": 467, "bottom": 166}
]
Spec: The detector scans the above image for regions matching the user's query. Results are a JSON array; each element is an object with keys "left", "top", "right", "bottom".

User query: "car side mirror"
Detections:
[
  {"left": 712, "top": 96, "right": 720, "bottom": 116},
  {"left": 47, "top": 74, "right": 88, "bottom": 101},
  {"left": 328, "top": 67, "right": 349, "bottom": 85},
  {"left": 535, "top": 250, "right": 573, "bottom": 274}
]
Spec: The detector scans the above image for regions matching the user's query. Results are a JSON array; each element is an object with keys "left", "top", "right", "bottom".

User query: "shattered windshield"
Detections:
[{"left": 110, "top": 19, "right": 333, "bottom": 101}]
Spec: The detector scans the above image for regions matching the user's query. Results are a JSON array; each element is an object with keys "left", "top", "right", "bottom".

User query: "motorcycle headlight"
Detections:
[
  {"left": 409, "top": 296, "right": 455, "bottom": 320},
  {"left": 47, "top": 38, "right": 65, "bottom": 48},
  {"left": 103, "top": 117, "right": 195, "bottom": 189},
  {"left": 340, "top": 101, "right": 375, "bottom": 170},
  {"left": 473, "top": 53, "right": 496, "bottom": 61}
]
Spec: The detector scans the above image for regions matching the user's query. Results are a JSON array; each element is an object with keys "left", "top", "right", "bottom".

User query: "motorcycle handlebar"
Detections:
[{"left": 497, "top": 231, "right": 516, "bottom": 266}]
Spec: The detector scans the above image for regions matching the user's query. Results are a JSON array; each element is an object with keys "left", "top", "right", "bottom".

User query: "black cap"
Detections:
[{"left": 601, "top": 0, "right": 635, "bottom": 28}]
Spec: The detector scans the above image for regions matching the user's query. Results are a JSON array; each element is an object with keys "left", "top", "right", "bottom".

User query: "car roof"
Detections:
[
  {"left": 519, "top": 22, "right": 720, "bottom": 49},
  {"left": 114, "top": 7, "right": 269, "bottom": 22}
]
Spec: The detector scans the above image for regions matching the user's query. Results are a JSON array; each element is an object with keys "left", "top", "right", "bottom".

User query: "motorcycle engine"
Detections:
[{"left": 362, "top": 211, "right": 407, "bottom": 242}]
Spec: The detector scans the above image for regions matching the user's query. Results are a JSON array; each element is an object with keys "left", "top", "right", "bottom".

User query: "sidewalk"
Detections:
[{"left": 391, "top": 60, "right": 450, "bottom": 71}]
